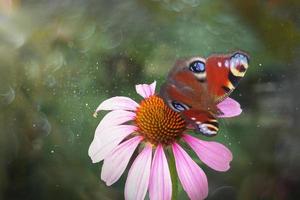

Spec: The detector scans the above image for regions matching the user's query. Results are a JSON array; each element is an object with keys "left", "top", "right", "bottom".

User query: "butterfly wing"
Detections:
[
  {"left": 183, "top": 109, "right": 219, "bottom": 136},
  {"left": 160, "top": 57, "right": 217, "bottom": 113},
  {"left": 159, "top": 51, "right": 249, "bottom": 137},
  {"left": 206, "top": 51, "right": 249, "bottom": 102}
]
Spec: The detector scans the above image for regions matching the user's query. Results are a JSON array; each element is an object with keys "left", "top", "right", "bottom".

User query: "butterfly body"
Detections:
[{"left": 159, "top": 51, "right": 249, "bottom": 136}]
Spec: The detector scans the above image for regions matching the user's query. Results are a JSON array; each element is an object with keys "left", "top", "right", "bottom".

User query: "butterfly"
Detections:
[{"left": 159, "top": 51, "right": 249, "bottom": 137}]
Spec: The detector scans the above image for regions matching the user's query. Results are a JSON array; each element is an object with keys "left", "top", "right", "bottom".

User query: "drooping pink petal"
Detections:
[
  {"left": 217, "top": 97, "right": 242, "bottom": 118},
  {"left": 95, "top": 96, "right": 139, "bottom": 113},
  {"left": 88, "top": 125, "right": 137, "bottom": 163},
  {"left": 101, "top": 136, "right": 143, "bottom": 186},
  {"left": 95, "top": 110, "right": 136, "bottom": 132},
  {"left": 125, "top": 145, "right": 152, "bottom": 200},
  {"left": 183, "top": 134, "right": 233, "bottom": 172},
  {"left": 149, "top": 145, "right": 172, "bottom": 200},
  {"left": 172, "top": 143, "right": 208, "bottom": 200},
  {"left": 135, "top": 81, "right": 156, "bottom": 98}
]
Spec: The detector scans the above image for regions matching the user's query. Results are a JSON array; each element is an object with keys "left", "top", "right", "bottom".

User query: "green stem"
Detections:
[{"left": 168, "top": 148, "right": 178, "bottom": 200}]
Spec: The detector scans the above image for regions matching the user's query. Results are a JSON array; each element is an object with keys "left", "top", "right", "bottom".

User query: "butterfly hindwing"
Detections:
[{"left": 183, "top": 109, "right": 219, "bottom": 137}]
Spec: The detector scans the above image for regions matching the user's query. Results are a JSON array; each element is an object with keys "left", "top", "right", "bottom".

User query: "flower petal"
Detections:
[
  {"left": 172, "top": 143, "right": 208, "bottom": 200},
  {"left": 135, "top": 81, "right": 156, "bottom": 98},
  {"left": 183, "top": 134, "right": 233, "bottom": 172},
  {"left": 96, "top": 110, "right": 136, "bottom": 132},
  {"left": 101, "top": 136, "right": 143, "bottom": 186},
  {"left": 95, "top": 96, "right": 139, "bottom": 113},
  {"left": 217, "top": 97, "right": 242, "bottom": 118},
  {"left": 88, "top": 125, "right": 137, "bottom": 163},
  {"left": 149, "top": 145, "right": 172, "bottom": 200},
  {"left": 125, "top": 145, "right": 152, "bottom": 200},
  {"left": 149, "top": 81, "right": 156, "bottom": 96}
]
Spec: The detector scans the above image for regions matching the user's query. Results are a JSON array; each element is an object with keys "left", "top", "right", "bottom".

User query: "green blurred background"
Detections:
[{"left": 0, "top": 0, "right": 299, "bottom": 199}]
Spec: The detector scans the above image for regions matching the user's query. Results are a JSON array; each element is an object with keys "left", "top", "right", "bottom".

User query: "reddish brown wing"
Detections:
[
  {"left": 206, "top": 51, "right": 249, "bottom": 102},
  {"left": 160, "top": 70, "right": 217, "bottom": 112},
  {"left": 159, "top": 57, "right": 217, "bottom": 114},
  {"left": 182, "top": 109, "right": 219, "bottom": 136}
]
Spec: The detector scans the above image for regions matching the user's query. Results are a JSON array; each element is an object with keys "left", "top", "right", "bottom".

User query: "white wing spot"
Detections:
[{"left": 225, "top": 60, "right": 229, "bottom": 68}]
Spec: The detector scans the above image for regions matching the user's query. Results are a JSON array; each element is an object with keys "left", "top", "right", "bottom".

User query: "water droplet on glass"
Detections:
[
  {"left": 67, "top": 130, "right": 75, "bottom": 143},
  {"left": 45, "top": 75, "right": 56, "bottom": 87},
  {"left": 33, "top": 113, "right": 52, "bottom": 136},
  {"left": 79, "top": 24, "right": 96, "bottom": 40},
  {"left": 102, "top": 30, "right": 123, "bottom": 49},
  {"left": 210, "top": 186, "right": 236, "bottom": 200},
  {"left": 0, "top": 86, "right": 15, "bottom": 105},
  {"left": 46, "top": 51, "right": 65, "bottom": 72}
]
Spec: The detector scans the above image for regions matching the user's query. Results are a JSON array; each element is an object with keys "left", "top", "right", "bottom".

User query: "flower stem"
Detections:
[{"left": 168, "top": 148, "right": 178, "bottom": 200}]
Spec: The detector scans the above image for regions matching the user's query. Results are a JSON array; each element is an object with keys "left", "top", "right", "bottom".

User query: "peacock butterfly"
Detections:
[{"left": 159, "top": 51, "right": 249, "bottom": 137}]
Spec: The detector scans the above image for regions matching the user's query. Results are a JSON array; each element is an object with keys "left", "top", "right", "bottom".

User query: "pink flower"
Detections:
[{"left": 89, "top": 81, "right": 240, "bottom": 200}]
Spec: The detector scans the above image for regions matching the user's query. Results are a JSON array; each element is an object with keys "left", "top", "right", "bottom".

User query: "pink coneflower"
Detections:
[{"left": 89, "top": 81, "right": 241, "bottom": 200}]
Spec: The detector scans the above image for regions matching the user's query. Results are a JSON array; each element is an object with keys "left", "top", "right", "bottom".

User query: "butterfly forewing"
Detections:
[{"left": 206, "top": 51, "right": 249, "bottom": 102}]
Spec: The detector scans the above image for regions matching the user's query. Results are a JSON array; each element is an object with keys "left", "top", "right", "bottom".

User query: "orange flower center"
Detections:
[{"left": 135, "top": 95, "right": 186, "bottom": 145}]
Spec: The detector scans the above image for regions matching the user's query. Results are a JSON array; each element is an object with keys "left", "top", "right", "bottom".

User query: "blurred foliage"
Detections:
[{"left": 0, "top": 0, "right": 299, "bottom": 199}]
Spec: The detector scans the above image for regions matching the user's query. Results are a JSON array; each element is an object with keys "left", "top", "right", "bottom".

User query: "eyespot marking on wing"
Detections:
[
  {"left": 189, "top": 60, "right": 205, "bottom": 73},
  {"left": 188, "top": 57, "right": 207, "bottom": 82},
  {"left": 169, "top": 101, "right": 190, "bottom": 112},
  {"left": 230, "top": 52, "right": 249, "bottom": 77}
]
